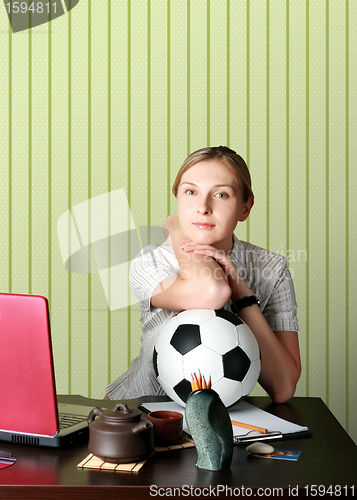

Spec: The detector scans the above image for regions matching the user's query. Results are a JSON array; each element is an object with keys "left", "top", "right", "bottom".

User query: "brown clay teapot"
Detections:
[{"left": 87, "top": 403, "right": 154, "bottom": 463}]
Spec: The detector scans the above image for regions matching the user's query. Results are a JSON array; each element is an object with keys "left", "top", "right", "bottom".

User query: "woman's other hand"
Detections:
[
  {"left": 163, "top": 213, "right": 181, "bottom": 232},
  {"left": 180, "top": 239, "right": 253, "bottom": 301},
  {"left": 162, "top": 214, "right": 182, "bottom": 247}
]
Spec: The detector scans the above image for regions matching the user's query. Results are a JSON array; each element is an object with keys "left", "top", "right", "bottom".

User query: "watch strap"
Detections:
[{"left": 231, "top": 295, "right": 260, "bottom": 314}]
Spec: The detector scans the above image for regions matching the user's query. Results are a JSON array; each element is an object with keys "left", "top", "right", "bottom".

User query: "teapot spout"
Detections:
[{"left": 133, "top": 421, "right": 153, "bottom": 434}]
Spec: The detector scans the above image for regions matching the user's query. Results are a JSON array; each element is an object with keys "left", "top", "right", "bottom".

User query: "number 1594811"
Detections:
[
  {"left": 304, "top": 485, "right": 355, "bottom": 497},
  {"left": 5, "top": 2, "right": 57, "bottom": 14}
]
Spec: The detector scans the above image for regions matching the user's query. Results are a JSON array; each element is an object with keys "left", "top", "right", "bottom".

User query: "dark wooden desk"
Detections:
[{"left": 0, "top": 396, "right": 356, "bottom": 499}]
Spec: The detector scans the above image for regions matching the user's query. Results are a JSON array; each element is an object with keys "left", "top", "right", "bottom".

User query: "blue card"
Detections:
[{"left": 249, "top": 449, "right": 301, "bottom": 461}]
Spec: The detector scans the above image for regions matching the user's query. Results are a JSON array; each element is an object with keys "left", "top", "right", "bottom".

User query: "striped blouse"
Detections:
[{"left": 106, "top": 234, "right": 299, "bottom": 400}]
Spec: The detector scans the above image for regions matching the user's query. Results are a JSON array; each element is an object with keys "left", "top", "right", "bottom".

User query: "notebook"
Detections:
[{"left": 0, "top": 292, "right": 90, "bottom": 448}]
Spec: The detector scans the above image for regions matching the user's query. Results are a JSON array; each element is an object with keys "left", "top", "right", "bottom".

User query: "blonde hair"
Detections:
[{"left": 172, "top": 146, "right": 253, "bottom": 203}]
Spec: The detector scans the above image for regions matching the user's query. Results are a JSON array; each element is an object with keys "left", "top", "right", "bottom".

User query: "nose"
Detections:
[{"left": 197, "top": 196, "right": 212, "bottom": 215}]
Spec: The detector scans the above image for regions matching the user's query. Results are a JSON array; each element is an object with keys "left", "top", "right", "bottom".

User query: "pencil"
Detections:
[
  {"left": 231, "top": 420, "right": 267, "bottom": 434},
  {"left": 197, "top": 369, "right": 202, "bottom": 388},
  {"left": 190, "top": 374, "right": 197, "bottom": 391},
  {"left": 191, "top": 373, "right": 199, "bottom": 391}
]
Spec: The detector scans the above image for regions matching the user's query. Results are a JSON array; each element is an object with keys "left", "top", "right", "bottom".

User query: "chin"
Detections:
[{"left": 189, "top": 231, "right": 217, "bottom": 245}]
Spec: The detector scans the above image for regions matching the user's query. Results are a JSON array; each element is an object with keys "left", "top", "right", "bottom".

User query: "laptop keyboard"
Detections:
[{"left": 59, "top": 412, "right": 88, "bottom": 429}]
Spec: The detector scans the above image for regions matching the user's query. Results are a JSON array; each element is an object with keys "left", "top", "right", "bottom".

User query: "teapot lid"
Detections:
[{"left": 101, "top": 403, "right": 142, "bottom": 422}]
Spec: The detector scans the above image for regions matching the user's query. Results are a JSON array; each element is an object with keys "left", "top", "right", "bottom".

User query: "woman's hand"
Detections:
[
  {"left": 153, "top": 222, "right": 232, "bottom": 311},
  {"left": 180, "top": 239, "right": 253, "bottom": 301},
  {"left": 163, "top": 213, "right": 181, "bottom": 232},
  {"left": 162, "top": 214, "right": 183, "bottom": 247}
]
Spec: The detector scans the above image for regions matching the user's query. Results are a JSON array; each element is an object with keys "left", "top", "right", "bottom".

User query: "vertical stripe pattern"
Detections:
[{"left": 0, "top": 0, "right": 355, "bottom": 443}]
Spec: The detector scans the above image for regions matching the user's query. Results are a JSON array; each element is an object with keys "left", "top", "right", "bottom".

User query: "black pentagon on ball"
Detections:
[
  {"left": 215, "top": 308, "right": 243, "bottom": 326},
  {"left": 170, "top": 324, "right": 201, "bottom": 355},
  {"left": 173, "top": 379, "right": 192, "bottom": 404},
  {"left": 223, "top": 346, "right": 251, "bottom": 381},
  {"left": 153, "top": 348, "right": 159, "bottom": 377}
]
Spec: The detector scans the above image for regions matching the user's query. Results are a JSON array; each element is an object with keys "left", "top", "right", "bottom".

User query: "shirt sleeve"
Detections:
[
  {"left": 262, "top": 262, "right": 299, "bottom": 333},
  {"left": 129, "top": 244, "right": 179, "bottom": 314}
]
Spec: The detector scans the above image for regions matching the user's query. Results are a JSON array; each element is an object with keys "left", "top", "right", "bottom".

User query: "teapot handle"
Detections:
[
  {"left": 113, "top": 403, "right": 131, "bottom": 414},
  {"left": 87, "top": 407, "right": 103, "bottom": 424}
]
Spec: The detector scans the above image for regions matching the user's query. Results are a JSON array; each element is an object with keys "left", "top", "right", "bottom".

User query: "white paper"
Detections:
[{"left": 141, "top": 400, "right": 308, "bottom": 437}]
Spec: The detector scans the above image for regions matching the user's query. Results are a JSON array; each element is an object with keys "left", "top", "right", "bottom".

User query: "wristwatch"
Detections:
[{"left": 231, "top": 295, "right": 260, "bottom": 314}]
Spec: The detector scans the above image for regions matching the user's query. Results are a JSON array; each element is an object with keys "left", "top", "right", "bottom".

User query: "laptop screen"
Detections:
[{"left": 0, "top": 293, "right": 59, "bottom": 437}]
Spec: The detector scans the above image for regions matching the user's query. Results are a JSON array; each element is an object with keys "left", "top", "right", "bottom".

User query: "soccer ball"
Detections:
[{"left": 153, "top": 309, "right": 261, "bottom": 407}]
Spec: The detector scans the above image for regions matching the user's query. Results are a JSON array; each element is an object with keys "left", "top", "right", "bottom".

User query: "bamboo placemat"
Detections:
[
  {"left": 77, "top": 436, "right": 195, "bottom": 473},
  {"left": 77, "top": 453, "right": 153, "bottom": 473}
]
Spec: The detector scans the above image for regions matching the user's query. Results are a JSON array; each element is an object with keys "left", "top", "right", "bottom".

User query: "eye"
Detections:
[
  {"left": 215, "top": 192, "right": 228, "bottom": 199},
  {"left": 185, "top": 189, "right": 196, "bottom": 195}
]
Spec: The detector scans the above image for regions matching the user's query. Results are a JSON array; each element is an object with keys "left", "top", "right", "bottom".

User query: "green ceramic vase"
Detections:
[{"left": 185, "top": 389, "right": 233, "bottom": 471}]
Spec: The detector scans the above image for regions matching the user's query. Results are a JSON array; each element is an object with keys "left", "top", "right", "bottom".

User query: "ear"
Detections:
[{"left": 241, "top": 196, "right": 254, "bottom": 221}]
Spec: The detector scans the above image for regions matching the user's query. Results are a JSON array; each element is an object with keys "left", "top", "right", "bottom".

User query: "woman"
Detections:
[{"left": 106, "top": 146, "right": 301, "bottom": 403}]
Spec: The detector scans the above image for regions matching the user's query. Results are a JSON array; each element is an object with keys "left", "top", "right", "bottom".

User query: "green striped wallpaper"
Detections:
[{"left": 0, "top": 0, "right": 356, "bottom": 444}]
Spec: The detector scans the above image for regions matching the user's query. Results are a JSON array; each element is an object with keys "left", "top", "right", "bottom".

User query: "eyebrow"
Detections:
[{"left": 180, "top": 181, "right": 235, "bottom": 189}]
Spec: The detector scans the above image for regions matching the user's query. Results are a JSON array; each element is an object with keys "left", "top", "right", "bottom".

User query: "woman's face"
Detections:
[{"left": 176, "top": 159, "right": 253, "bottom": 252}]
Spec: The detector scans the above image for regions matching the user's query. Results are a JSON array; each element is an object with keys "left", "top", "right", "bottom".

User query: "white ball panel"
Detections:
[
  {"left": 155, "top": 315, "right": 179, "bottom": 352},
  {"left": 157, "top": 345, "right": 184, "bottom": 386},
  {"left": 237, "top": 323, "right": 260, "bottom": 361},
  {"left": 242, "top": 359, "right": 261, "bottom": 396},
  {"left": 182, "top": 344, "right": 223, "bottom": 383},
  {"left": 212, "top": 378, "right": 243, "bottom": 407},
  {"left": 200, "top": 317, "right": 238, "bottom": 354},
  {"left": 175, "top": 309, "right": 215, "bottom": 326}
]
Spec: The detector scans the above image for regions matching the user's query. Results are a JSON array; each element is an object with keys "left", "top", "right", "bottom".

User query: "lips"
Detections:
[{"left": 193, "top": 222, "right": 215, "bottom": 229}]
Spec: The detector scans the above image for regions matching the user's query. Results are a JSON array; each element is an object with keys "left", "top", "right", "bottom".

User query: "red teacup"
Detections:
[{"left": 148, "top": 411, "right": 183, "bottom": 446}]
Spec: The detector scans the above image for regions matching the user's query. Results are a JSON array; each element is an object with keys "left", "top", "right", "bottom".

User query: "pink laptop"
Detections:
[{"left": 0, "top": 293, "right": 89, "bottom": 448}]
